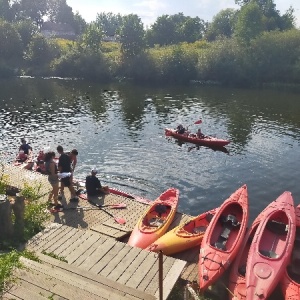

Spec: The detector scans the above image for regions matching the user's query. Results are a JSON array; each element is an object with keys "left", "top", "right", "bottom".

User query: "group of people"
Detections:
[
  {"left": 16, "top": 137, "right": 109, "bottom": 210},
  {"left": 175, "top": 124, "right": 205, "bottom": 138}
]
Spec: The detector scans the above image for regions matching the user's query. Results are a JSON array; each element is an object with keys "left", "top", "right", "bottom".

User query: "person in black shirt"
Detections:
[
  {"left": 19, "top": 138, "right": 32, "bottom": 155},
  {"left": 57, "top": 145, "right": 78, "bottom": 202},
  {"left": 85, "top": 168, "right": 109, "bottom": 196}
]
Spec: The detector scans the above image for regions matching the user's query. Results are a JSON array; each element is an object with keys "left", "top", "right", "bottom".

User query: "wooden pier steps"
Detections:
[{"left": 24, "top": 223, "right": 186, "bottom": 300}]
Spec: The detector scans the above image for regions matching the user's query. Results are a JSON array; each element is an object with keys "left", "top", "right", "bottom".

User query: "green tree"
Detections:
[
  {"left": 0, "top": 0, "right": 11, "bottom": 21},
  {"left": 95, "top": 12, "right": 123, "bottom": 37},
  {"left": 234, "top": 2, "right": 264, "bottom": 44},
  {"left": 179, "top": 16, "right": 206, "bottom": 43},
  {"left": 119, "top": 14, "right": 145, "bottom": 58},
  {"left": 0, "top": 19, "right": 23, "bottom": 63},
  {"left": 205, "top": 9, "right": 237, "bottom": 41},
  {"left": 73, "top": 11, "right": 87, "bottom": 35},
  {"left": 48, "top": 0, "right": 74, "bottom": 25},
  {"left": 81, "top": 22, "right": 103, "bottom": 52},
  {"left": 14, "top": 20, "right": 38, "bottom": 49}
]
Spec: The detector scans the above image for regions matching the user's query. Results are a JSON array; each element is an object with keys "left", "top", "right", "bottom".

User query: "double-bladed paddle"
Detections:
[{"left": 89, "top": 200, "right": 126, "bottom": 224}]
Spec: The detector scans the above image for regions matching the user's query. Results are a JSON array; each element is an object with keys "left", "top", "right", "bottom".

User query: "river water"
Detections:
[{"left": 1, "top": 77, "right": 300, "bottom": 222}]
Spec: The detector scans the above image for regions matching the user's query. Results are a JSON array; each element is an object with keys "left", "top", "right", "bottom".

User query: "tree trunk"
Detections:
[
  {"left": 0, "top": 195, "right": 13, "bottom": 241},
  {"left": 12, "top": 195, "right": 25, "bottom": 241}
]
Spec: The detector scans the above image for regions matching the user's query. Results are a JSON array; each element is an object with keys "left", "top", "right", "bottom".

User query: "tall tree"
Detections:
[
  {"left": 119, "top": 14, "right": 145, "bottom": 58},
  {"left": 0, "top": 0, "right": 11, "bottom": 21},
  {"left": 73, "top": 11, "right": 86, "bottom": 35},
  {"left": 48, "top": 0, "right": 74, "bottom": 25},
  {"left": 14, "top": 20, "right": 38, "bottom": 48},
  {"left": 81, "top": 22, "right": 103, "bottom": 52},
  {"left": 95, "top": 12, "right": 123, "bottom": 37},
  {"left": 234, "top": 1, "right": 264, "bottom": 43},
  {"left": 205, "top": 9, "right": 237, "bottom": 41}
]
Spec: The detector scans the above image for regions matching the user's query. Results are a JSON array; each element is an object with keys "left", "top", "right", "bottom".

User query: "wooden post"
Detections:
[
  {"left": 0, "top": 194, "right": 13, "bottom": 240},
  {"left": 12, "top": 195, "right": 25, "bottom": 241},
  {"left": 159, "top": 250, "right": 163, "bottom": 300}
]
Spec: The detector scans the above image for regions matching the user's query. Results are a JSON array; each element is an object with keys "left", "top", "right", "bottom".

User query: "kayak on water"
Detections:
[{"left": 165, "top": 128, "right": 230, "bottom": 147}]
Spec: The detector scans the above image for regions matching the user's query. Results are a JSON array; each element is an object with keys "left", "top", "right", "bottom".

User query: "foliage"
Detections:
[
  {"left": 119, "top": 14, "right": 145, "bottom": 59},
  {"left": 51, "top": 46, "right": 111, "bottom": 81},
  {"left": 0, "top": 249, "right": 39, "bottom": 295},
  {"left": 0, "top": 0, "right": 11, "bottom": 21},
  {"left": 80, "top": 22, "right": 103, "bottom": 52},
  {"left": 48, "top": 0, "right": 74, "bottom": 25},
  {"left": 14, "top": 20, "right": 38, "bottom": 49},
  {"left": 41, "top": 250, "right": 67, "bottom": 262},
  {"left": 205, "top": 9, "right": 237, "bottom": 41},
  {"left": 20, "top": 182, "right": 44, "bottom": 201},
  {"left": 73, "top": 11, "right": 87, "bottom": 35},
  {"left": 23, "top": 201, "right": 49, "bottom": 240},
  {"left": 234, "top": 1, "right": 264, "bottom": 44},
  {"left": 0, "top": 166, "right": 9, "bottom": 194},
  {"left": 95, "top": 12, "right": 123, "bottom": 37},
  {"left": 146, "top": 13, "right": 206, "bottom": 47},
  {"left": 0, "top": 19, "right": 23, "bottom": 64}
]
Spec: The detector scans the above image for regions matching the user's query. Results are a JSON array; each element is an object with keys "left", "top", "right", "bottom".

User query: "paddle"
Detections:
[
  {"left": 89, "top": 200, "right": 126, "bottom": 224},
  {"left": 186, "top": 119, "right": 202, "bottom": 130},
  {"left": 64, "top": 203, "right": 127, "bottom": 210}
]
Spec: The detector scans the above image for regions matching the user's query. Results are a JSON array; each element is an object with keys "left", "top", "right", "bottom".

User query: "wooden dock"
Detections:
[{"left": 1, "top": 164, "right": 200, "bottom": 299}]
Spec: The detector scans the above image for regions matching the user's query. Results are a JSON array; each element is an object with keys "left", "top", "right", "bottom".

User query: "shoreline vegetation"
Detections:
[{"left": 1, "top": 0, "right": 300, "bottom": 90}]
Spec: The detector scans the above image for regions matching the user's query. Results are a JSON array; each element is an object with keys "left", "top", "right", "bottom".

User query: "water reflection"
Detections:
[{"left": 0, "top": 78, "right": 300, "bottom": 221}]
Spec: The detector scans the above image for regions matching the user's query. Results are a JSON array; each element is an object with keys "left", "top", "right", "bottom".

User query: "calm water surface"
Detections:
[{"left": 1, "top": 78, "right": 300, "bottom": 222}]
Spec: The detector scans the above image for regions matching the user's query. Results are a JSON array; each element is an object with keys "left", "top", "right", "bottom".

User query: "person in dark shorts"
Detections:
[
  {"left": 57, "top": 145, "right": 78, "bottom": 202},
  {"left": 85, "top": 168, "right": 109, "bottom": 197}
]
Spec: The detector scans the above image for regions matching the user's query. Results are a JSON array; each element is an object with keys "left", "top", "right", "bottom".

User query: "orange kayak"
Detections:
[
  {"left": 245, "top": 191, "right": 296, "bottom": 300},
  {"left": 147, "top": 208, "right": 216, "bottom": 256},
  {"left": 280, "top": 204, "right": 300, "bottom": 300},
  {"left": 127, "top": 188, "right": 179, "bottom": 249},
  {"left": 199, "top": 185, "right": 248, "bottom": 291}
]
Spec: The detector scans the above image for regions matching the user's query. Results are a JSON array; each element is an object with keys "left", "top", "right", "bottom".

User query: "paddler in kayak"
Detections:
[
  {"left": 196, "top": 128, "right": 205, "bottom": 138},
  {"left": 176, "top": 124, "right": 186, "bottom": 134}
]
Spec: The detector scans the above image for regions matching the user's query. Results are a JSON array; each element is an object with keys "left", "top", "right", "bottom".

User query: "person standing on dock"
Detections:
[{"left": 57, "top": 145, "right": 78, "bottom": 202}]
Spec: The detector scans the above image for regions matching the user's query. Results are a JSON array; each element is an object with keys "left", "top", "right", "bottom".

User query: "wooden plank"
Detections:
[
  {"left": 117, "top": 249, "right": 149, "bottom": 285},
  {"left": 126, "top": 251, "right": 160, "bottom": 288},
  {"left": 102, "top": 221, "right": 132, "bottom": 232},
  {"left": 35, "top": 252, "right": 156, "bottom": 300},
  {"left": 1, "top": 292, "right": 23, "bottom": 299},
  {"left": 4, "top": 281, "right": 47, "bottom": 300},
  {"left": 53, "top": 228, "right": 87, "bottom": 256},
  {"left": 33, "top": 225, "right": 73, "bottom": 252},
  {"left": 19, "top": 258, "right": 119, "bottom": 300},
  {"left": 90, "top": 241, "right": 125, "bottom": 274},
  {"left": 154, "top": 259, "right": 187, "bottom": 300},
  {"left": 27, "top": 223, "right": 63, "bottom": 249},
  {"left": 91, "top": 224, "right": 130, "bottom": 239},
  {"left": 73, "top": 235, "right": 108, "bottom": 267},
  {"left": 65, "top": 232, "right": 102, "bottom": 264},
  {"left": 79, "top": 238, "right": 117, "bottom": 271},
  {"left": 59, "top": 231, "right": 91, "bottom": 257},
  {"left": 107, "top": 247, "right": 140, "bottom": 282},
  {"left": 100, "top": 243, "right": 132, "bottom": 277}
]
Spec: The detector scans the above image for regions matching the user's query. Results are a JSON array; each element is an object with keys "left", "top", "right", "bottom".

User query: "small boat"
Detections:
[
  {"left": 280, "top": 204, "right": 300, "bottom": 300},
  {"left": 245, "top": 191, "right": 296, "bottom": 300},
  {"left": 147, "top": 208, "right": 216, "bottom": 256},
  {"left": 127, "top": 188, "right": 179, "bottom": 249},
  {"left": 165, "top": 128, "right": 230, "bottom": 147},
  {"left": 199, "top": 185, "right": 248, "bottom": 291}
]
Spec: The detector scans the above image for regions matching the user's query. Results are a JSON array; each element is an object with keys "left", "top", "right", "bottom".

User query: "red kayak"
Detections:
[
  {"left": 199, "top": 185, "right": 248, "bottom": 291},
  {"left": 165, "top": 128, "right": 230, "bottom": 147},
  {"left": 127, "top": 188, "right": 179, "bottom": 249},
  {"left": 245, "top": 191, "right": 296, "bottom": 300},
  {"left": 147, "top": 208, "right": 216, "bottom": 256},
  {"left": 280, "top": 204, "right": 300, "bottom": 300},
  {"left": 228, "top": 201, "right": 274, "bottom": 299}
]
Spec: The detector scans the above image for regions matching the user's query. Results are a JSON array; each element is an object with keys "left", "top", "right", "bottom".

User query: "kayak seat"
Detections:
[
  {"left": 154, "top": 204, "right": 169, "bottom": 217},
  {"left": 214, "top": 226, "right": 232, "bottom": 251},
  {"left": 149, "top": 218, "right": 165, "bottom": 227},
  {"left": 221, "top": 214, "right": 240, "bottom": 228},
  {"left": 259, "top": 249, "right": 278, "bottom": 259},
  {"left": 238, "top": 264, "right": 246, "bottom": 276},
  {"left": 193, "top": 226, "right": 206, "bottom": 234},
  {"left": 205, "top": 213, "right": 214, "bottom": 222},
  {"left": 266, "top": 220, "right": 288, "bottom": 235}
]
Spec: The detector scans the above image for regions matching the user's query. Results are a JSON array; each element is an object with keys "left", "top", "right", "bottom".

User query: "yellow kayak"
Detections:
[
  {"left": 127, "top": 188, "right": 179, "bottom": 249},
  {"left": 147, "top": 208, "right": 216, "bottom": 256}
]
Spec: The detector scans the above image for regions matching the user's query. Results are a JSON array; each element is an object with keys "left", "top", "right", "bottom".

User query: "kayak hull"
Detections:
[
  {"left": 165, "top": 128, "right": 230, "bottom": 147},
  {"left": 199, "top": 185, "right": 248, "bottom": 291},
  {"left": 147, "top": 208, "right": 216, "bottom": 256},
  {"left": 280, "top": 204, "right": 300, "bottom": 300},
  {"left": 128, "top": 188, "right": 179, "bottom": 249},
  {"left": 246, "top": 192, "right": 296, "bottom": 300}
]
